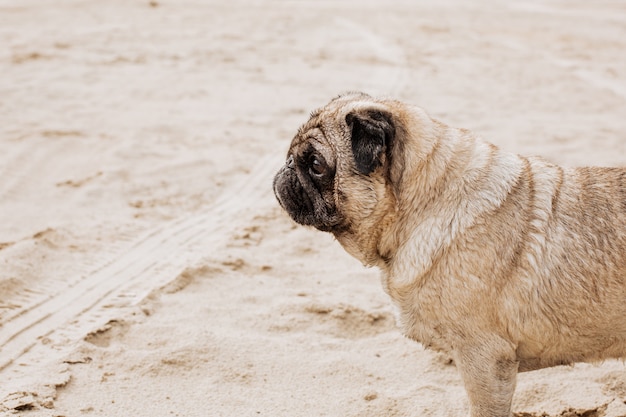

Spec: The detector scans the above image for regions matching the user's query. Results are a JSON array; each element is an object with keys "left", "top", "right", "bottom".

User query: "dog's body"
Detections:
[{"left": 273, "top": 92, "right": 626, "bottom": 417}]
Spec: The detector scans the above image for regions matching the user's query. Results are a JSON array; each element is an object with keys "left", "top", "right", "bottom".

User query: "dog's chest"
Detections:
[
  {"left": 395, "top": 298, "right": 453, "bottom": 353},
  {"left": 382, "top": 271, "right": 455, "bottom": 354}
]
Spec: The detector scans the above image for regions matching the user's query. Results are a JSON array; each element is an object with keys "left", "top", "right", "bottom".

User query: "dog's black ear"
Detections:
[{"left": 345, "top": 109, "right": 394, "bottom": 175}]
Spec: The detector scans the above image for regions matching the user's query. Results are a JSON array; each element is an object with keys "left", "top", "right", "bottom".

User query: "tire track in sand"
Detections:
[{"left": 0, "top": 155, "right": 279, "bottom": 375}]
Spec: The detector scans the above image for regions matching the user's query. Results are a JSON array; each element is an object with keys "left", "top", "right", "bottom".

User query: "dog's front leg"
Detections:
[{"left": 452, "top": 339, "right": 519, "bottom": 417}]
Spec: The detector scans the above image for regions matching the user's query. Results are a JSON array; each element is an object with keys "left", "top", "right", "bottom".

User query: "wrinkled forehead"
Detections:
[
  {"left": 287, "top": 92, "right": 381, "bottom": 157},
  {"left": 288, "top": 120, "right": 337, "bottom": 165},
  {"left": 311, "top": 93, "right": 386, "bottom": 125}
]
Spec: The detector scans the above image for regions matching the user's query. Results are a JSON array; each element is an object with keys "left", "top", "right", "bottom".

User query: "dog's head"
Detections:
[{"left": 273, "top": 92, "right": 397, "bottom": 241}]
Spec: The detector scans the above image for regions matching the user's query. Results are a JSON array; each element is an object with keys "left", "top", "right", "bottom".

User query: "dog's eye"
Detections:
[{"left": 309, "top": 155, "right": 325, "bottom": 176}]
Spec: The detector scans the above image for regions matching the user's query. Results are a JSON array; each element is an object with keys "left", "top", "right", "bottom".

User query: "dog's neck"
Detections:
[
  {"left": 332, "top": 181, "right": 398, "bottom": 268},
  {"left": 381, "top": 117, "right": 524, "bottom": 293}
]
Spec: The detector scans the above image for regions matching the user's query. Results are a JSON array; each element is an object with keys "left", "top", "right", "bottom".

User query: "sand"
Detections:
[{"left": 1, "top": 0, "right": 626, "bottom": 416}]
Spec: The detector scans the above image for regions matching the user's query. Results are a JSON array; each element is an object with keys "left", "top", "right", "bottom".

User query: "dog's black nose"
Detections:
[{"left": 286, "top": 155, "right": 295, "bottom": 169}]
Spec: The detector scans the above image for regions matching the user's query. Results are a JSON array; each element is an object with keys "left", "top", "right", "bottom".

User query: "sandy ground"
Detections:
[{"left": 1, "top": 0, "right": 626, "bottom": 416}]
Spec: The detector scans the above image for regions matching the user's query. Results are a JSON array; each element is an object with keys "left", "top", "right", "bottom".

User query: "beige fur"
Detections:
[{"left": 273, "top": 92, "right": 626, "bottom": 417}]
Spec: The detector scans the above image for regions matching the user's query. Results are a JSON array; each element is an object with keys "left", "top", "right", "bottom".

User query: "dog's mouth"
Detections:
[{"left": 273, "top": 164, "right": 342, "bottom": 232}]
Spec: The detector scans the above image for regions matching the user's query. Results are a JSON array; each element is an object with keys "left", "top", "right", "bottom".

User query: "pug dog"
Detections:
[{"left": 272, "top": 92, "right": 626, "bottom": 417}]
